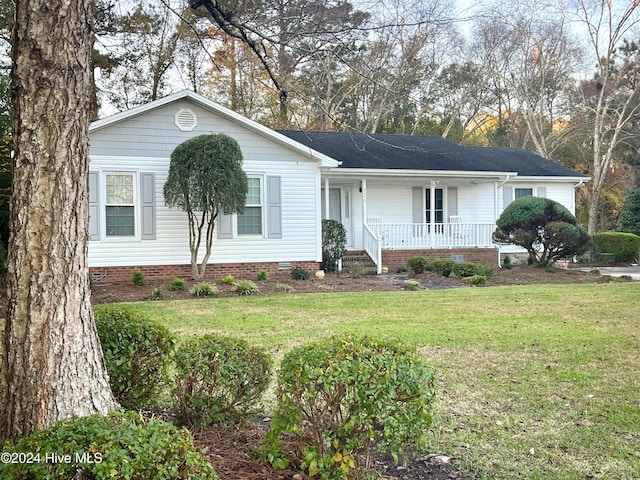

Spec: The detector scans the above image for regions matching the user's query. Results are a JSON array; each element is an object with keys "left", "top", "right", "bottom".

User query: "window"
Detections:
[
  {"left": 425, "top": 188, "right": 444, "bottom": 223},
  {"left": 515, "top": 187, "right": 533, "bottom": 200},
  {"left": 237, "top": 177, "right": 262, "bottom": 235},
  {"left": 105, "top": 173, "right": 135, "bottom": 236}
]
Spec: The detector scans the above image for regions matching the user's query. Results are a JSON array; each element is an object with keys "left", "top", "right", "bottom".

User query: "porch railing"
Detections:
[
  {"left": 363, "top": 224, "right": 382, "bottom": 274},
  {"left": 368, "top": 222, "right": 495, "bottom": 250}
]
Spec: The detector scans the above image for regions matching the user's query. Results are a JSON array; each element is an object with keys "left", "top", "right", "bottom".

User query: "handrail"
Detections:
[{"left": 363, "top": 224, "right": 382, "bottom": 274}]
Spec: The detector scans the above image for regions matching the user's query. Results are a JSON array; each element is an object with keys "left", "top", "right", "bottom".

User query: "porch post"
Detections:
[
  {"left": 361, "top": 178, "right": 367, "bottom": 245},
  {"left": 324, "top": 177, "right": 330, "bottom": 219},
  {"left": 430, "top": 180, "right": 436, "bottom": 246}
]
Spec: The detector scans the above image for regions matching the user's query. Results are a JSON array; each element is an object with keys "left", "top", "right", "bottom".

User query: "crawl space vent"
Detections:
[{"left": 175, "top": 108, "right": 197, "bottom": 131}]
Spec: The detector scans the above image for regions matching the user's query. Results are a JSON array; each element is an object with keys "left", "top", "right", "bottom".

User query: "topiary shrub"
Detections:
[
  {"left": 322, "top": 219, "right": 347, "bottom": 272},
  {"left": 593, "top": 231, "right": 640, "bottom": 263},
  {"left": 173, "top": 335, "right": 272, "bottom": 427},
  {"left": 0, "top": 410, "right": 217, "bottom": 479},
  {"left": 94, "top": 305, "right": 176, "bottom": 410},
  {"left": 406, "top": 256, "right": 429, "bottom": 274},
  {"left": 264, "top": 335, "right": 436, "bottom": 478},
  {"left": 432, "top": 258, "right": 454, "bottom": 277},
  {"left": 493, "top": 196, "right": 591, "bottom": 266}
]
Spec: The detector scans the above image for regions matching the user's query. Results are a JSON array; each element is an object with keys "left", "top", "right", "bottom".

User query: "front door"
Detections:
[{"left": 322, "top": 187, "right": 353, "bottom": 248}]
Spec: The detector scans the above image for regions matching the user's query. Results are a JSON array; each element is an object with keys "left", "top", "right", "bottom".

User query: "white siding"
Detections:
[
  {"left": 89, "top": 99, "right": 321, "bottom": 267},
  {"left": 501, "top": 182, "right": 577, "bottom": 215}
]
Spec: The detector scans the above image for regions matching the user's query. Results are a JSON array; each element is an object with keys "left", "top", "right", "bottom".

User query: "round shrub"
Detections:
[
  {"left": 0, "top": 410, "right": 217, "bottom": 479},
  {"left": 173, "top": 335, "right": 272, "bottom": 427},
  {"left": 290, "top": 266, "right": 310, "bottom": 280},
  {"left": 94, "top": 305, "right": 176, "bottom": 410},
  {"left": 432, "top": 258, "right": 454, "bottom": 277},
  {"left": 406, "top": 256, "right": 429, "bottom": 274},
  {"left": 171, "top": 277, "right": 186, "bottom": 291},
  {"left": 265, "top": 335, "right": 436, "bottom": 478}
]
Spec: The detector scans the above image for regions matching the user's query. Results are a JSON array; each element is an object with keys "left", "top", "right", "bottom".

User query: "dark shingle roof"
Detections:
[{"left": 277, "top": 131, "right": 586, "bottom": 178}]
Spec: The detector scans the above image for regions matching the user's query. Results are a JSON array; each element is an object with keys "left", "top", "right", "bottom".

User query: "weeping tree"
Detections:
[
  {"left": 164, "top": 134, "right": 248, "bottom": 279},
  {"left": 493, "top": 196, "right": 591, "bottom": 266}
]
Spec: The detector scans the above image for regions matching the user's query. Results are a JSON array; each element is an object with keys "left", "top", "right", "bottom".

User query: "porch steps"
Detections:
[{"left": 341, "top": 253, "right": 377, "bottom": 275}]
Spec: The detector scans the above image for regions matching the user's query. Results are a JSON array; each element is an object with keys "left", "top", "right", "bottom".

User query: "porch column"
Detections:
[
  {"left": 324, "top": 177, "right": 330, "bottom": 219},
  {"left": 430, "top": 180, "right": 436, "bottom": 245},
  {"left": 361, "top": 178, "right": 367, "bottom": 222}
]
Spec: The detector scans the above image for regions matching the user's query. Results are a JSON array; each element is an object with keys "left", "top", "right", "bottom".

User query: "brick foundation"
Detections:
[
  {"left": 90, "top": 261, "right": 320, "bottom": 282},
  {"left": 379, "top": 248, "right": 499, "bottom": 272}
]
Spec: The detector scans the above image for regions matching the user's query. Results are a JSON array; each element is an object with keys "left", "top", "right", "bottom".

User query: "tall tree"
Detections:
[
  {"left": 567, "top": 0, "right": 640, "bottom": 233},
  {"left": 1, "top": 0, "right": 118, "bottom": 444}
]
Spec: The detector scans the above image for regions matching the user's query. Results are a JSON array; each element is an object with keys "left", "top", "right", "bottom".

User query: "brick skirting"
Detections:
[
  {"left": 90, "top": 261, "right": 320, "bottom": 282},
  {"left": 380, "top": 248, "right": 499, "bottom": 272}
]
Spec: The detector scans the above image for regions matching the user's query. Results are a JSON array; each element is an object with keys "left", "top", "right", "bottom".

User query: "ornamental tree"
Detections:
[
  {"left": 493, "top": 196, "right": 591, "bottom": 266},
  {"left": 164, "top": 134, "right": 248, "bottom": 279}
]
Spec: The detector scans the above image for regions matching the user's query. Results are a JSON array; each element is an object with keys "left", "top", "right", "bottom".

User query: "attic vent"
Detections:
[{"left": 175, "top": 108, "right": 197, "bottom": 131}]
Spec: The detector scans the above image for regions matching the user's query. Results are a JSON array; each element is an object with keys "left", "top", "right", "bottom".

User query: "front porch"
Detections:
[{"left": 362, "top": 221, "right": 497, "bottom": 273}]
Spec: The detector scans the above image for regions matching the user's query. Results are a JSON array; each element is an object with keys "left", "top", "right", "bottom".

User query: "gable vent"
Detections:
[{"left": 175, "top": 108, "right": 197, "bottom": 131}]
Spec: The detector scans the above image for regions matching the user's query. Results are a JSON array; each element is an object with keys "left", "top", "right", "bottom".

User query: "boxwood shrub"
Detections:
[
  {"left": 406, "top": 256, "right": 429, "bottom": 274},
  {"left": 264, "top": 335, "right": 436, "bottom": 478},
  {"left": 94, "top": 305, "right": 176, "bottom": 410},
  {"left": 452, "top": 261, "right": 493, "bottom": 279},
  {"left": 593, "top": 232, "right": 640, "bottom": 263},
  {"left": 432, "top": 258, "right": 455, "bottom": 277},
  {"left": 173, "top": 335, "right": 272, "bottom": 427},
  {"left": 0, "top": 411, "right": 217, "bottom": 479}
]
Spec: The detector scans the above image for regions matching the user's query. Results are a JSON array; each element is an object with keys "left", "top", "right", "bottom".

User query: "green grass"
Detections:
[{"left": 129, "top": 283, "right": 640, "bottom": 480}]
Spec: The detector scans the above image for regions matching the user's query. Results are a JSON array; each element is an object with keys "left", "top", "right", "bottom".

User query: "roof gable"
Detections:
[
  {"left": 91, "top": 91, "right": 339, "bottom": 168},
  {"left": 278, "top": 130, "right": 587, "bottom": 179}
]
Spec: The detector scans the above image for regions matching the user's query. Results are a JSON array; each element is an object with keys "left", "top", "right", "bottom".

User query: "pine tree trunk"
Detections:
[{"left": 0, "top": 0, "right": 118, "bottom": 445}]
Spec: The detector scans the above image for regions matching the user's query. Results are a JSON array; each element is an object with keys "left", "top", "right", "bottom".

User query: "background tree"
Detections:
[
  {"left": 493, "top": 196, "right": 591, "bottom": 266},
  {"left": 1, "top": 0, "right": 118, "bottom": 444},
  {"left": 617, "top": 189, "right": 640, "bottom": 236},
  {"left": 164, "top": 134, "right": 248, "bottom": 279}
]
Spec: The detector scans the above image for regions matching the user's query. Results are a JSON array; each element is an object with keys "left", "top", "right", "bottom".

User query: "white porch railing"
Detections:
[
  {"left": 368, "top": 223, "right": 496, "bottom": 249},
  {"left": 363, "top": 224, "right": 382, "bottom": 274}
]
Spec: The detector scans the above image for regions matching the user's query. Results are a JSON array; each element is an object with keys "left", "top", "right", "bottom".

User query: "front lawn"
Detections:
[{"left": 134, "top": 283, "right": 640, "bottom": 480}]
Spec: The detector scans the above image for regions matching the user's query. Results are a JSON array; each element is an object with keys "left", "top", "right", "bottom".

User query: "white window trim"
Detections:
[
  {"left": 424, "top": 186, "right": 447, "bottom": 223},
  {"left": 514, "top": 186, "right": 535, "bottom": 199},
  {"left": 102, "top": 171, "right": 140, "bottom": 241},
  {"left": 236, "top": 174, "right": 266, "bottom": 238}
]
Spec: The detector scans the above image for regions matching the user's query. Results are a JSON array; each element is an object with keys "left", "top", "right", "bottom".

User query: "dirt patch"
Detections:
[{"left": 89, "top": 265, "right": 610, "bottom": 304}]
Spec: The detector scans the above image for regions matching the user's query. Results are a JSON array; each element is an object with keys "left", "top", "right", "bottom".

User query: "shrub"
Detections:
[
  {"left": 221, "top": 274, "right": 236, "bottom": 285},
  {"left": 233, "top": 279, "right": 260, "bottom": 295},
  {"left": 189, "top": 282, "right": 218, "bottom": 296},
  {"left": 322, "top": 219, "right": 347, "bottom": 272},
  {"left": 172, "top": 277, "right": 186, "bottom": 291},
  {"left": 493, "top": 196, "right": 591, "bottom": 266},
  {"left": 132, "top": 269, "right": 145, "bottom": 286},
  {"left": 463, "top": 275, "right": 487, "bottom": 286},
  {"left": 432, "top": 258, "right": 454, "bottom": 277},
  {"left": 152, "top": 288, "right": 164, "bottom": 299},
  {"left": 406, "top": 256, "right": 429, "bottom": 274},
  {"left": 265, "top": 335, "right": 436, "bottom": 478},
  {"left": 94, "top": 305, "right": 176, "bottom": 410},
  {"left": 350, "top": 260, "right": 364, "bottom": 278},
  {"left": 452, "top": 261, "right": 493, "bottom": 279},
  {"left": 290, "top": 266, "right": 310, "bottom": 280},
  {"left": 276, "top": 282, "right": 294, "bottom": 293},
  {"left": 173, "top": 335, "right": 272, "bottom": 427},
  {"left": 0, "top": 410, "right": 217, "bottom": 480},
  {"left": 503, "top": 255, "right": 512, "bottom": 269},
  {"left": 593, "top": 231, "right": 640, "bottom": 263},
  {"left": 257, "top": 269, "right": 268, "bottom": 281},
  {"left": 403, "top": 279, "right": 422, "bottom": 291}
]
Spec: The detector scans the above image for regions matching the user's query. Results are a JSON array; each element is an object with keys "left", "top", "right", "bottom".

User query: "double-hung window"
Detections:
[
  {"left": 515, "top": 187, "right": 533, "bottom": 200},
  {"left": 105, "top": 173, "right": 135, "bottom": 236},
  {"left": 237, "top": 177, "right": 262, "bottom": 235}
]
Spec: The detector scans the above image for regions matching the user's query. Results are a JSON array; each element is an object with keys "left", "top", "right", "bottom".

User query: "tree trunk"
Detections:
[{"left": 1, "top": 0, "right": 118, "bottom": 445}]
